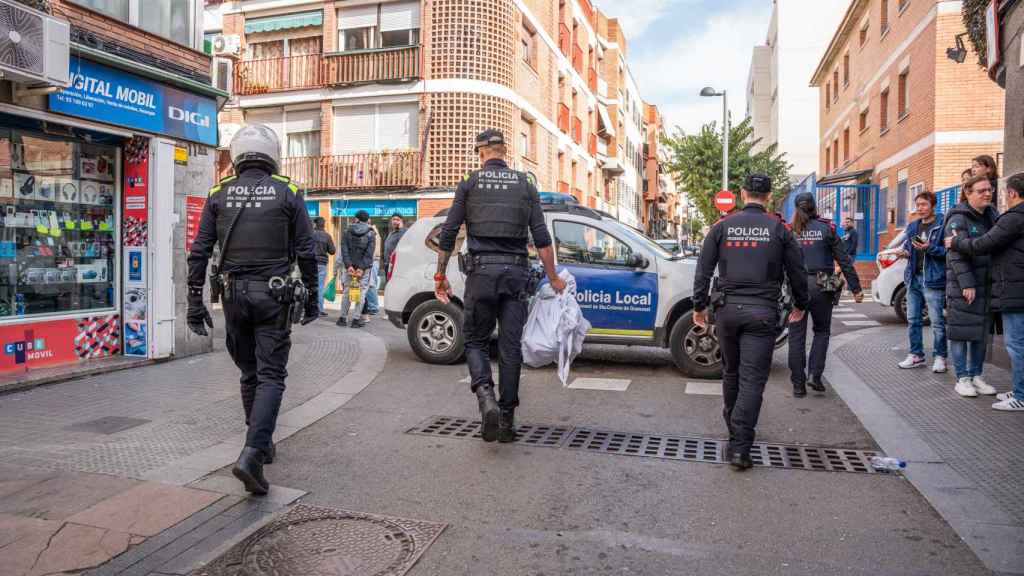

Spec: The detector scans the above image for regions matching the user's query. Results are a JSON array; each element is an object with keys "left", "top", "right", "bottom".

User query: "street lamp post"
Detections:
[{"left": 700, "top": 87, "right": 728, "bottom": 193}]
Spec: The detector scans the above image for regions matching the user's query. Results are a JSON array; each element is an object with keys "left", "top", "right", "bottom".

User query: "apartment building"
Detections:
[
  {"left": 204, "top": 0, "right": 663, "bottom": 248},
  {"left": 1, "top": 0, "right": 224, "bottom": 377},
  {"left": 747, "top": 44, "right": 774, "bottom": 155},
  {"left": 811, "top": 0, "right": 1004, "bottom": 259},
  {"left": 642, "top": 103, "right": 678, "bottom": 239}
]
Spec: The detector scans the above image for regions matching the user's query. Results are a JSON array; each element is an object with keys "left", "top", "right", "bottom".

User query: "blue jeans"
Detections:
[
  {"left": 363, "top": 260, "right": 380, "bottom": 314},
  {"left": 317, "top": 264, "right": 328, "bottom": 315},
  {"left": 950, "top": 339, "right": 986, "bottom": 379},
  {"left": 907, "top": 275, "right": 947, "bottom": 358},
  {"left": 1003, "top": 312, "right": 1024, "bottom": 401}
]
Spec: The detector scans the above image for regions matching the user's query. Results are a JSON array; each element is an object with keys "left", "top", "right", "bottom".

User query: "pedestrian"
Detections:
[
  {"left": 382, "top": 213, "right": 407, "bottom": 283},
  {"left": 972, "top": 154, "right": 999, "bottom": 192},
  {"left": 187, "top": 124, "right": 319, "bottom": 495},
  {"left": 435, "top": 129, "right": 566, "bottom": 443},
  {"left": 692, "top": 174, "right": 810, "bottom": 470},
  {"left": 961, "top": 168, "right": 974, "bottom": 186},
  {"left": 362, "top": 226, "right": 381, "bottom": 318},
  {"left": 896, "top": 190, "right": 949, "bottom": 373},
  {"left": 944, "top": 175, "right": 999, "bottom": 397},
  {"left": 843, "top": 216, "right": 859, "bottom": 259},
  {"left": 312, "top": 217, "right": 336, "bottom": 317},
  {"left": 787, "top": 193, "right": 863, "bottom": 397},
  {"left": 945, "top": 173, "right": 1024, "bottom": 411},
  {"left": 337, "top": 210, "right": 376, "bottom": 328}
]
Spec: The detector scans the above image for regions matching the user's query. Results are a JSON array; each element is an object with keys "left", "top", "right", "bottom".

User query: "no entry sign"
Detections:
[{"left": 714, "top": 190, "right": 736, "bottom": 213}]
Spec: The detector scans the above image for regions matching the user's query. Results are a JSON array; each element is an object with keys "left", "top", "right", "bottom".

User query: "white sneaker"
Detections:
[
  {"left": 955, "top": 378, "right": 978, "bottom": 397},
  {"left": 996, "top": 391, "right": 1016, "bottom": 401},
  {"left": 992, "top": 397, "right": 1024, "bottom": 411},
  {"left": 931, "top": 357, "right": 947, "bottom": 373},
  {"left": 898, "top": 354, "right": 926, "bottom": 369},
  {"left": 971, "top": 376, "right": 996, "bottom": 395}
]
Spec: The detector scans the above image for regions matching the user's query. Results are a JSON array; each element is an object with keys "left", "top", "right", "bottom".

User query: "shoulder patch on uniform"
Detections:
[
  {"left": 287, "top": 183, "right": 299, "bottom": 194},
  {"left": 219, "top": 175, "right": 237, "bottom": 184},
  {"left": 271, "top": 174, "right": 291, "bottom": 183},
  {"left": 208, "top": 184, "right": 221, "bottom": 196},
  {"left": 462, "top": 172, "right": 472, "bottom": 182}
]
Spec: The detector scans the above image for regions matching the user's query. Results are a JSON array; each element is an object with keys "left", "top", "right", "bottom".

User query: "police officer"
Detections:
[
  {"left": 787, "top": 193, "right": 863, "bottom": 397},
  {"left": 435, "top": 129, "right": 566, "bottom": 443},
  {"left": 692, "top": 174, "right": 810, "bottom": 470},
  {"left": 187, "top": 124, "right": 319, "bottom": 495}
]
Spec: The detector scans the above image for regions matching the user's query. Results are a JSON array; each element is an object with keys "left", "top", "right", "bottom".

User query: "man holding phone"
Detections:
[{"left": 896, "top": 191, "right": 948, "bottom": 373}]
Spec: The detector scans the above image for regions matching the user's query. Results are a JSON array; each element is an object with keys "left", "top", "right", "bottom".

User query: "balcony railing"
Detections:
[
  {"left": 572, "top": 45, "right": 584, "bottom": 75},
  {"left": 578, "top": 0, "right": 595, "bottom": 25},
  {"left": 572, "top": 117, "right": 583, "bottom": 144},
  {"left": 588, "top": 67, "right": 597, "bottom": 92},
  {"left": 234, "top": 46, "right": 421, "bottom": 95},
  {"left": 558, "top": 24, "right": 571, "bottom": 56},
  {"left": 280, "top": 151, "right": 421, "bottom": 190},
  {"left": 558, "top": 104, "right": 570, "bottom": 134}
]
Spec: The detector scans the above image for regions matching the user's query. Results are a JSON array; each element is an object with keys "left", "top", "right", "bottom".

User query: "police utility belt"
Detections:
[
  {"left": 814, "top": 271, "right": 845, "bottom": 293},
  {"left": 458, "top": 253, "right": 529, "bottom": 274}
]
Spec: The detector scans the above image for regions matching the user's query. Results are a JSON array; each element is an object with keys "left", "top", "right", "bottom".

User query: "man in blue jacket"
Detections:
[{"left": 897, "top": 191, "right": 948, "bottom": 373}]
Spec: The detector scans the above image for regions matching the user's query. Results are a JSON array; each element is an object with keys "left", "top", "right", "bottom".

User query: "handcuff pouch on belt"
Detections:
[
  {"left": 210, "top": 264, "right": 225, "bottom": 303},
  {"left": 816, "top": 271, "right": 846, "bottom": 305},
  {"left": 269, "top": 276, "right": 308, "bottom": 330},
  {"left": 708, "top": 277, "right": 726, "bottom": 320},
  {"left": 457, "top": 252, "right": 472, "bottom": 275}
]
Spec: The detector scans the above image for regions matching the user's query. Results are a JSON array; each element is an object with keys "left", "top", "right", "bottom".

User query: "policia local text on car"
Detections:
[
  {"left": 434, "top": 129, "right": 566, "bottom": 443},
  {"left": 692, "top": 174, "right": 810, "bottom": 471},
  {"left": 186, "top": 124, "right": 320, "bottom": 495}
]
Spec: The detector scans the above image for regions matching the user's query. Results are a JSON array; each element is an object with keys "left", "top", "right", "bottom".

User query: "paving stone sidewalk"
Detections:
[{"left": 0, "top": 318, "right": 374, "bottom": 576}]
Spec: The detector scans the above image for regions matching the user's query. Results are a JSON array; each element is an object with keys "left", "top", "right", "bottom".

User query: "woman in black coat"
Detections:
[{"left": 945, "top": 175, "right": 999, "bottom": 398}]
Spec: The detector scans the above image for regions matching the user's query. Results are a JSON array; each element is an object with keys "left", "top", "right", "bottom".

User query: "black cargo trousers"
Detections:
[
  {"left": 787, "top": 277, "right": 835, "bottom": 386},
  {"left": 715, "top": 301, "right": 779, "bottom": 458},
  {"left": 463, "top": 262, "right": 530, "bottom": 410},
  {"left": 223, "top": 279, "right": 291, "bottom": 458}
]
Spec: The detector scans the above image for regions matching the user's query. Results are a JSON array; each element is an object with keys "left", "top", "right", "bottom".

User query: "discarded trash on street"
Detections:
[
  {"left": 522, "top": 269, "right": 591, "bottom": 385},
  {"left": 869, "top": 456, "right": 907, "bottom": 472}
]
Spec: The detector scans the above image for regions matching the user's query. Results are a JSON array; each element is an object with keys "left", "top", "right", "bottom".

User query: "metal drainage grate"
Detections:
[
  {"left": 750, "top": 444, "right": 878, "bottom": 473},
  {"left": 566, "top": 428, "right": 722, "bottom": 463},
  {"left": 407, "top": 415, "right": 572, "bottom": 447}
]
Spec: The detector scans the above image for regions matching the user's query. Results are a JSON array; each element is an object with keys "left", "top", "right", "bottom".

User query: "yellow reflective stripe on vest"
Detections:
[
  {"left": 208, "top": 185, "right": 221, "bottom": 196},
  {"left": 219, "top": 175, "right": 237, "bottom": 184},
  {"left": 287, "top": 183, "right": 299, "bottom": 194},
  {"left": 271, "top": 174, "right": 290, "bottom": 183}
]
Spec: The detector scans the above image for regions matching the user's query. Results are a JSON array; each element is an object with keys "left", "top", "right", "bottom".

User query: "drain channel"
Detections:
[{"left": 408, "top": 416, "right": 885, "bottom": 475}]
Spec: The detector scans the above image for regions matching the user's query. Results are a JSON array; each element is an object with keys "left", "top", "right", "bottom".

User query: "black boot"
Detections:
[
  {"left": 498, "top": 408, "right": 516, "bottom": 443},
  {"left": 336, "top": 317, "right": 347, "bottom": 327},
  {"left": 264, "top": 442, "right": 276, "bottom": 465},
  {"left": 232, "top": 447, "right": 269, "bottom": 495},
  {"left": 476, "top": 386, "right": 499, "bottom": 442},
  {"left": 808, "top": 378, "right": 826, "bottom": 393},
  {"left": 793, "top": 381, "right": 807, "bottom": 398},
  {"left": 729, "top": 452, "right": 753, "bottom": 471}
]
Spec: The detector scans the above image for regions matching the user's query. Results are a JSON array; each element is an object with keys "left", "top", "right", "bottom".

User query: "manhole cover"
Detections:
[{"left": 194, "top": 505, "right": 446, "bottom": 576}]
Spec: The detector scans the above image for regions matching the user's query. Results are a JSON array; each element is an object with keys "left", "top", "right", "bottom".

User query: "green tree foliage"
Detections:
[
  {"left": 962, "top": 0, "right": 990, "bottom": 68},
  {"left": 660, "top": 116, "right": 792, "bottom": 227}
]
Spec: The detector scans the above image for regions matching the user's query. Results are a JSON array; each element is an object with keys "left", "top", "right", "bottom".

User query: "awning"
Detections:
[
  {"left": 817, "top": 168, "right": 873, "bottom": 185},
  {"left": 245, "top": 11, "right": 323, "bottom": 34},
  {"left": 597, "top": 104, "right": 615, "bottom": 137},
  {"left": 601, "top": 159, "right": 624, "bottom": 174}
]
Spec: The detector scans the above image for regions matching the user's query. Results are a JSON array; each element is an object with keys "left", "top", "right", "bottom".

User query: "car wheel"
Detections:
[
  {"left": 407, "top": 300, "right": 465, "bottom": 365},
  {"left": 893, "top": 285, "right": 930, "bottom": 326},
  {"left": 669, "top": 311, "right": 723, "bottom": 379}
]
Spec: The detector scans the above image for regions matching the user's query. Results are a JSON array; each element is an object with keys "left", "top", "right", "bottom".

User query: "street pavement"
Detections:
[{"left": 0, "top": 297, "right": 1011, "bottom": 575}]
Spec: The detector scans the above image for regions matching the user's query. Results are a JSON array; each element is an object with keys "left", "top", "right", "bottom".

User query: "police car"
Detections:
[{"left": 383, "top": 195, "right": 790, "bottom": 379}]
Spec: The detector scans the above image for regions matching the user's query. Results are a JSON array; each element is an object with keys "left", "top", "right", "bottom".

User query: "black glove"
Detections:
[
  {"left": 187, "top": 287, "right": 214, "bottom": 336},
  {"left": 300, "top": 291, "right": 319, "bottom": 325}
]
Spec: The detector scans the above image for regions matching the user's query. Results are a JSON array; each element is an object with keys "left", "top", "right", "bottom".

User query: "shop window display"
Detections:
[{"left": 0, "top": 128, "right": 117, "bottom": 318}]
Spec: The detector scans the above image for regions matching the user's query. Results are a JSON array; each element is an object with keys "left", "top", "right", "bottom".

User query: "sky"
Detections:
[{"left": 592, "top": 0, "right": 774, "bottom": 136}]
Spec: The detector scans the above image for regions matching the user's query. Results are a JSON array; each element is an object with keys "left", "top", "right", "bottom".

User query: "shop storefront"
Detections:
[{"left": 0, "top": 55, "right": 222, "bottom": 376}]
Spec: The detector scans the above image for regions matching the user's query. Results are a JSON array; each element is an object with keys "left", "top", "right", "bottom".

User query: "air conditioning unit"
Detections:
[
  {"left": 211, "top": 34, "right": 240, "bottom": 56},
  {"left": 0, "top": 0, "right": 69, "bottom": 88}
]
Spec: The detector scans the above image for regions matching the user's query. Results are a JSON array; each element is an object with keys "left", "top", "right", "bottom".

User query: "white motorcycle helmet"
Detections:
[{"left": 230, "top": 124, "right": 281, "bottom": 173}]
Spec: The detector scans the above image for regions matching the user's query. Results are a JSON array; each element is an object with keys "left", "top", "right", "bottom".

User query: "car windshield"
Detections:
[{"left": 607, "top": 220, "right": 675, "bottom": 259}]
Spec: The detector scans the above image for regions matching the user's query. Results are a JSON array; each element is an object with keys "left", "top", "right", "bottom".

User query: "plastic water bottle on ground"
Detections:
[{"left": 870, "top": 456, "right": 906, "bottom": 472}]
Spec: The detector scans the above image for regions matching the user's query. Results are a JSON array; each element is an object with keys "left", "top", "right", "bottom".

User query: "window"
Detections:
[
  {"left": 332, "top": 102, "right": 418, "bottom": 153},
  {"left": 898, "top": 0, "right": 910, "bottom": 14},
  {"left": 833, "top": 138, "right": 839, "bottom": 169},
  {"left": 826, "top": 145, "right": 831, "bottom": 173},
  {"left": 897, "top": 69, "right": 909, "bottom": 118},
  {"left": 896, "top": 168, "right": 909, "bottom": 227},
  {"left": 879, "top": 177, "right": 890, "bottom": 224},
  {"left": 339, "top": 4, "right": 378, "bottom": 51},
  {"left": 859, "top": 18, "right": 870, "bottom": 46},
  {"left": 285, "top": 109, "right": 321, "bottom": 158},
  {"left": 833, "top": 70, "right": 839, "bottom": 100},
  {"left": 843, "top": 127, "right": 850, "bottom": 162},
  {"left": 287, "top": 132, "right": 320, "bottom": 158},
  {"left": 212, "top": 58, "right": 232, "bottom": 94},
  {"left": 70, "top": 0, "right": 196, "bottom": 48},
  {"left": 881, "top": 0, "right": 890, "bottom": 36},
  {"left": 520, "top": 116, "right": 536, "bottom": 160},
  {"left": 380, "top": 1, "right": 421, "bottom": 47},
  {"left": 554, "top": 221, "right": 632, "bottom": 266},
  {"left": 843, "top": 53, "right": 850, "bottom": 87},
  {"left": 826, "top": 83, "right": 831, "bottom": 109},
  {"left": 521, "top": 24, "right": 537, "bottom": 68},
  {"left": 859, "top": 107, "right": 869, "bottom": 132},
  {"left": 342, "top": 27, "right": 377, "bottom": 51},
  {"left": 880, "top": 88, "right": 890, "bottom": 132}
]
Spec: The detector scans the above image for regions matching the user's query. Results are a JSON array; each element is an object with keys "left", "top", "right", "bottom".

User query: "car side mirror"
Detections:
[{"left": 626, "top": 253, "right": 649, "bottom": 269}]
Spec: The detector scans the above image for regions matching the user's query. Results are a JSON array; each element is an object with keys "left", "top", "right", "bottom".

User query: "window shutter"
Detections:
[
  {"left": 380, "top": 1, "right": 420, "bottom": 32},
  {"left": 339, "top": 5, "right": 378, "bottom": 30},
  {"left": 286, "top": 109, "right": 321, "bottom": 133},
  {"left": 334, "top": 105, "right": 375, "bottom": 153},
  {"left": 377, "top": 103, "right": 418, "bottom": 150}
]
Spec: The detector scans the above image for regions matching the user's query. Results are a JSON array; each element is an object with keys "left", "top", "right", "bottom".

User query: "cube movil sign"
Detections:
[{"left": 49, "top": 59, "right": 217, "bottom": 147}]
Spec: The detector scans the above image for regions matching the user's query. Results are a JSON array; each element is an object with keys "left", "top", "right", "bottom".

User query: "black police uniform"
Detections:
[
  {"left": 438, "top": 157, "right": 552, "bottom": 426},
  {"left": 693, "top": 196, "right": 810, "bottom": 466},
  {"left": 187, "top": 165, "right": 317, "bottom": 489},
  {"left": 787, "top": 217, "right": 862, "bottom": 394}
]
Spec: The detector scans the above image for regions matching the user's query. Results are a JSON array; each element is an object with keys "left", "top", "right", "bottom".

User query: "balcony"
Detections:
[
  {"left": 558, "top": 181, "right": 570, "bottom": 194},
  {"left": 280, "top": 151, "right": 421, "bottom": 190},
  {"left": 572, "top": 45, "right": 584, "bottom": 75},
  {"left": 588, "top": 67, "right": 597, "bottom": 93},
  {"left": 558, "top": 24, "right": 571, "bottom": 56},
  {"left": 572, "top": 117, "right": 583, "bottom": 145},
  {"left": 234, "top": 46, "right": 421, "bottom": 95},
  {"left": 578, "top": 0, "right": 595, "bottom": 25},
  {"left": 573, "top": 188, "right": 584, "bottom": 202},
  {"left": 558, "top": 104, "right": 571, "bottom": 134}
]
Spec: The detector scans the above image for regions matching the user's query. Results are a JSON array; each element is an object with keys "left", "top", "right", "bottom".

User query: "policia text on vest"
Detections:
[{"left": 434, "top": 129, "right": 566, "bottom": 445}]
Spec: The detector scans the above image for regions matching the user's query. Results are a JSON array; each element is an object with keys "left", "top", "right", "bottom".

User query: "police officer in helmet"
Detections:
[
  {"left": 187, "top": 124, "right": 319, "bottom": 495},
  {"left": 692, "top": 173, "right": 810, "bottom": 470},
  {"left": 787, "top": 192, "right": 863, "bottom": 397},
  {"left": 436, "top": 129, "right": 566, "bottom": 443}
]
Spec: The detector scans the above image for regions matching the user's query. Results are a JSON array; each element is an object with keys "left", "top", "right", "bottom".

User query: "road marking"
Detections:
[
  {"left": 842, "top": 320, "right": 882, "bottom": 327},
  {"left": 568, "top": 378, "right": 631, "bottom": 391},
  {"left": 834, "top": 307, "right": 855, "bottom": 313},
  {"left": 685, "top": 381, "right": 723, "bottom": 396},
  {"left": 834, "top": 313, "right": 869, "bottom": 319}
]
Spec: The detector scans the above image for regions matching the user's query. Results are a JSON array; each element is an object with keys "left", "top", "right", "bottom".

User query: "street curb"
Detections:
[
  {"left": 140, "top": 331, "right": 388, "bottom": 487},
  {"left": 0, "top": 356, "right": 159, "bottom": 396},
  {"left": 825, "top": 326, "right": 1024, "bottom": 576}
]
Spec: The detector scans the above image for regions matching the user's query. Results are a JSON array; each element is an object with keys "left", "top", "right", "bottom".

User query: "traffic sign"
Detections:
[{"left": 714, "top": 190, "right": 736, "bottom": 213}]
